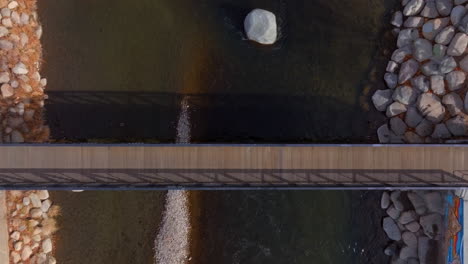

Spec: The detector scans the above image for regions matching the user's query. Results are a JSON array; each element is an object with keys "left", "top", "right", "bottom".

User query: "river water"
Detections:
[{"left": 40, "top": 0, "right": 398, "bottom": 263}]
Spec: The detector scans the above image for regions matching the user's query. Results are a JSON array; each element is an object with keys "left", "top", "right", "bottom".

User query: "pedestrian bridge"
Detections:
[{"left": 0, "top": 144, "right": 467, "bottom": 189}]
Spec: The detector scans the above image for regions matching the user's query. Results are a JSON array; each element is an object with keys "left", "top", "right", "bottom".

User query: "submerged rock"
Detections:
[
  {"left": 381, "top": 192, "right": 391, "bottom": 209},
  {"left": 244, "top": 9, "right": 277, "bottom": 45},
  {"left": 383, "top": 217, "right": 402, "bottom": 241},
  {"left": 372, "top": 89, "right": 393, "bottom": 111}
]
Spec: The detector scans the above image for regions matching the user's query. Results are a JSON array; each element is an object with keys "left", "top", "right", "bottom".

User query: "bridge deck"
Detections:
[{"left": 0, "top": 145, "right": 467, "bottom": 188}]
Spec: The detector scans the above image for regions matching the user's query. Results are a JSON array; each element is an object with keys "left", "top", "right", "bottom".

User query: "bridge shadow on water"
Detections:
[
  {"left": 0, "top": 168, "right": 466, "bottom": 189},
  {"left": 45, "top": 91, "right": 385, "bottom": 143}
]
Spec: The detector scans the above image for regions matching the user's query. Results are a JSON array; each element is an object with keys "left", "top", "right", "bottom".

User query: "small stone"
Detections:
[
  {"left": 405, "top": 107, "right": 423, "bottom": 128},
  {"left": 1, "top": 83, "right": 13, "bottom": 97},
  {"left": 400, "top": 246, "right": 418, "bottom": 260},
  {"left": 432, "top": 43, "right": 447, "bottom": 61},
  {"left": 417, "top": 93, "right": 446, "bottom": 123},
  {"left": 421, "top": 0, "right": 440, "bottom": 18},
  {"left": 390, "top": 191, "right": 404, "bottom": 211},
  {"left": 0, "top": 39, "right": 12, "bottom": 50},
  {"left": 47, "top": 256, "right": 57, "bottom": 264},
  {"left": 32, "top": 234, "right": 41, "bottom": 242},
  {"left": 29, "top": 193, "right": 41, "bottom": 208},
  {"left": 10, "top": 80, "right": 18, "bottom": 88},
  {"left": 384, "top": 243, "right": 397, "bottom": 256},
  {"left": 383, "top": 217, "right": 402, "bottom": 241},
  {"left": 20, "top": 13, "right": 28, "bottom": 25},
  {"left": 377, "top": 124, "right": 391, "bottom": 143},
  {"left": 0, "top": 8, "right": 10, "bottom": 17},
  {"left": 14, "top": 241, "right": 22, "bottom": 251},
  {"left": 404, "top": 131, "right": 424, "bottom": 143},
  {"left": 37, "top": 190, "right": 49, "bottom": 200},
  {"left": 446, "top": 71, "right": 466, "bottom": 91},
  {"left": 399, "top": 210, "right": 418, "bottom": 225},
  {"left": 387, "top": 61, "right": 399, "bottom": 73},
  {"left": 404, "top": 0, "right": 425, "bottom": 16},
  {"left": 244, "top": 9, "right": 277, "bottom": 45},
  {"left": 447, "top": 33, "right": 468, "bottom": 56},
  {"left": 431, "top": 75, "right": 446, "bottom": 95},
  {"left": 421, "top": 60, "right": 441, "bottom": 76},
  {"left": 8, "top": 1, "right": 18, "bottom": 9},
  {"left": 12, "top": 62, "right": 28, "bottom": 75},
  {"left": 420, "top": 213, "right": 443, "bottom": 239},
  {"left": 30, "top": 208, "right": 42, "bottom": 218},
  {"left": 415, "top": 119, "right": 433, "bottom": 137},
  {"left": 41, "top": 199, "right": 51, "bottom": 212},
  {"left": 22, "top": 197, "right": 30, "bottom": 206},
  {"left": 405, "top": 221, "right": 421, "bottom": 232},
  {"left": 393, "top": 86, "right": 418, "bottom": 105},
  {"left": 404, "top": 16, "right": 424, "bottom": 28},
  {"left": 384, "top": 73, "right": 398, "bottom": 89},
  {"left": 413, "top": 38, "right": 433, "bottom": 61},
  {"left": 392, "top": 45, "right": 412, "bottom": 63},
  {"left": 387, "top": 102, "right": 408, "bottom": 117},
  {"left": 392, "top": 11, "right": 403, "bottom": 27},
  {"left": 407, "top": 192, "right": 427, "bottom": 215},
  {"left": 422, "top": 18, "right": 450, "bottom": 40},
  {"left": 397, "top": 28, "right": 419, "bottom": 48},
  {"left": 424, "top": 192, "right": 444, "bottom": 214},
  {"left": 451, "top": 5, "right": 467, "bottom": 25},
  {"left": 11, "top": 251, "right": 20, "bottom": 263},
  {"left": 381, "top": 192, "right": 391, "bottom": 209},
  {"left": 411, "top": 75, "right": 429, "bottom": 92},
  {"left": 42, "top": 238, "right": 52, "bottom": 253},
  {"left": 37, "top": 253, "right": 47, "bottom": 264},
  {"left": 372, "top": 89, "right": 393, "bottom": 111},
  {"left": 443, "top": 92, "right": 464, "bottom": 116},
  {"left": 0, "top": 71, "right": 9, "bottom": 83},
  {"left": 10, "top": 230, "right": 20, "bottom": 240},
  {"left": 435, "top": 26, "right": 455, "bottom": 45},
  {"left": 439, "top": 56, "right": 457, "bottom": 74},
  {"left": 446, "top": 115, "right": 468, "bottom": 136},
  {"left": 436, "top": 0, "right": 453, "bottom": 16},
  {"left": 402, "top": 231, "right": 418, "bottom": 248},
  {"left": 390, "top": 117, "right": 408, "bottom": 135},
  {"left": 432, "top": 123, "right": 452, "bottom": 138},
  {"left": 21, "top": 245, "right": 32, "bottom": 261},
  {"left": 28, "top": 219, "right": 38, "bottom": 227},
  {"left": 399, "top": 59, "right": 419, "bottom": 84},
  {"left": 387, "top": 205, "right": 401, "bottom": 219},
  {"left": 419, "top": 236, "right": 430, "bottom": 263}
]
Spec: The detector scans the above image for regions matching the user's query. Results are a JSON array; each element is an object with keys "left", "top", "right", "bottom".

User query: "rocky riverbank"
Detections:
[
  {"left": 374, "top": 0, "right": 468, "bottom": 143},
  {"left": 381, "top": 190, "right": 447, "bottom": 263},
  {"left": 7, "top": 190, "right": 58, "bottom": 264}
]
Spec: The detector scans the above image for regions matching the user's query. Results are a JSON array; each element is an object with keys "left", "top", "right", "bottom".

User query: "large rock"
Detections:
[
  {"left": 424, "top": 192, "right": 444, "bottom": 214},
  {"left": 447, "top": 33, "right": 468, "bottom": 56},
  {"left": 383, "top": 217, "right": 402, "bottom": 241},
  {"left": 446, "top": 71, "right": 466, "bottom": 91},
  {"left": 442, "top": 92, "right": 464, "bottom": 116},
  {"left": 372, "top": 89, "right": 393, "bottom": 111},
  {"left": 414, "top": 38, "right": 433, "bottom": 61},
  {"left": 393, "top": 86, "right": 418, "bottom": 105},
  {"left": 398, "top": 28, "right": 420, "bottom": 48},
  {"left": 392, "top": 45, "right": 413, "bottom": 63},
  {"left": 404, "top": 0, "right": 425, "bottom": 16},
  {"left": 405, "top": 106, "right": 423, "bottom": 127},
  {"left": 436, "top": 0, "right": 453, "bottom": 16},
  {"left": 244, "top": 9, "right": 277, "bottom": 45},
  {"left": 452, "top": 5, "right": 467, "bottom": 25},
  {"left": 422, "top": 18, "right": 450, "bottom": 40},
  {"left": 417, "top": 93, "right": 446, "bottom": 123},
  {"left": 411, "top": 75, "right": 430, "bottom": 92},
  {"left": 432, "top": 123, "right": 452, "bottom": 138},
  {"left": 399, "top": 210, "right": 418, "bottom": 225},
  {"left": 390, "top": 117, "right": 408, "bottom": 135},
  {"left": 430, "top": 75, "right": 446, "bottom": 95},
  {"left": 385, "top": 73, "right": 398, "bottom": 89},
  {"left": 415, "top": 119, "right": 433, "bottom": 137},
  {"left": 387, "top": 102, "right": 408, "bottom": 117},
  {"left": 435, "top": 26, "right": 455, "bottom": 45},
  {"left": 381, "top": 192, "right": 391, "bottom": 209},
  {"left": 399, "top": 59, "right": 419, "bottom": 84},
  {"left": 446, "top": 115, "right": 468, "bottom": 136},
  {"left": 387, "top": 205, "right": 402, "bottom": 219},
  {"left": 420, "top": 213, "right": 443, "bottom": 239},
  {"left": 407, "top": 192, "right": 427, "bottom": 215},
  {"left": 421, "top": 0, "right": 440, "bottom": 18}
]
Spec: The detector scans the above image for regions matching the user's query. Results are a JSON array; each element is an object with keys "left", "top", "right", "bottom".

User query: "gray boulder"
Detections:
[
  {"left": 390, "top": 191, "right": 405, "bottom": 211},
  {"left": 405, "top": 107, "right": 423, "bottom": 128},
  {"left": 442, "top": 93, "right": 464, "bottom": 116},
  {"left": 432, "top": 43, "right": 447, "bottom": 61},
  {"left": 404, "top": 0, "right": 425, "bottom": 16},
  {"left": 405, "top": 221, "right": 421, "bottom": 232},
  {"left": 381, "top": 192, "right": 391, "bottom": 209},
  {"left": 372, "top": 89, "right": 393, "bottom": 111},
  {"left": 418, "top": 236, "right": 430, "bottom": 263},
  {"left": 420, "top": 213, "right": 443, "bottom": 240},
  {"left": 422, "top": 18, "right": 450, "bottom": 40},
  {"left": 446, "top": 115, "right": 468, "bottom": 136},
  {"left": 435, "top": 26, "right": 455, "bottom": 45},
  {"left": 424, "top": 192, "right": 444, "bottom": 214},
  {"left": 244, "top": 9, "right": 277, "bottom": 45},
  {"left": 411, "top": 75, "right": 430, "bottom": 92},
  {"left": 392, "top": 45, "right": 413, "bottom": 63},
  {"left": 439, "top": 56, "right": 457, "bottom": 74},
  {"left": 407, "top": 192, "right": 427, "bottom": 215},
  {"left": 404, "top": 16, "right": 425, "bottom": 27},
  {"left": 385, "top": 73, "right": 398, "bottom": 89},
  {"left": 421, "top": 60, "right": 441, "bottom": 76},
  {"left": 387, "top": 61, "right": 399, "bottom": 73},
  {"left": 400, "top": 246, "right": 418, "bottom": 260},
  {"left": 421, "top": 0, "right": 440, "bottom": 18},
  {"left": 451, "top": 5, "right": 467, "bottom": 25},
  {"left": 458, "top": 13, "right": 468, "bottom": 33},
  {"left": 404, "top": 131, "right": 424, "bottom": 143},
  {"left": 415, "top": 119, "right": 434, "bottom": 137},
  {"left": 445, "top": 71, "right": 466, "bottom": 91},
  {"left": 430, "top": 75, "right": 446, "bottom": 95},
  {"left": 436, "top": 0, "right": 453, "bottom": 16},
  {"left": 402, "top": 231, "right": 418, "bottom": 248},
  {"left": 391, "top": 117, "right": 408, "bottom": 135},
  {"left": 377, "top": 124, "right": 391, "bottom": 143},
  {"left": 398, "top": 28, "right": 420, "bottom": 48},
  {"left": 447, "top": 33, "right": 468, "bottom": 56},
  {"left": 399, "top": 59, "right": 419, "bottom": 84},
  {"left": 393, "top": 85, "right": 418, "bottom": 105},
  {"left": 432, "top": 123, "right": 452, "bottom": 138},
  {"left": 399, "top": 210, "right": 418, "bottom": 225},
  {"left": 383, "top": 217, "right": 402, "bottom": 241},
  {"left": 387, "top": 205, "right": 402, "bottom": 219},
  {"left": 387, "top": 102, "right": 408, "bottom": 117},
  {"left": 392, "top": 11, "right": 403, "bottom": 27},
  {"left": 414, "top": 38, "right": 433, "bottom": 61},
  {"left": 417, "top": 93, "right": 446, "bottom": 123}
]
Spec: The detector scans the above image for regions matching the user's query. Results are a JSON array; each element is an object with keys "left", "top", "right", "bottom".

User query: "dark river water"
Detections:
[
  {"left": 39, "top": 0, "right": 394, "bottom": 143},
  {"left": 40, "top": 0, "right": 397, "bottom": 263}
]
